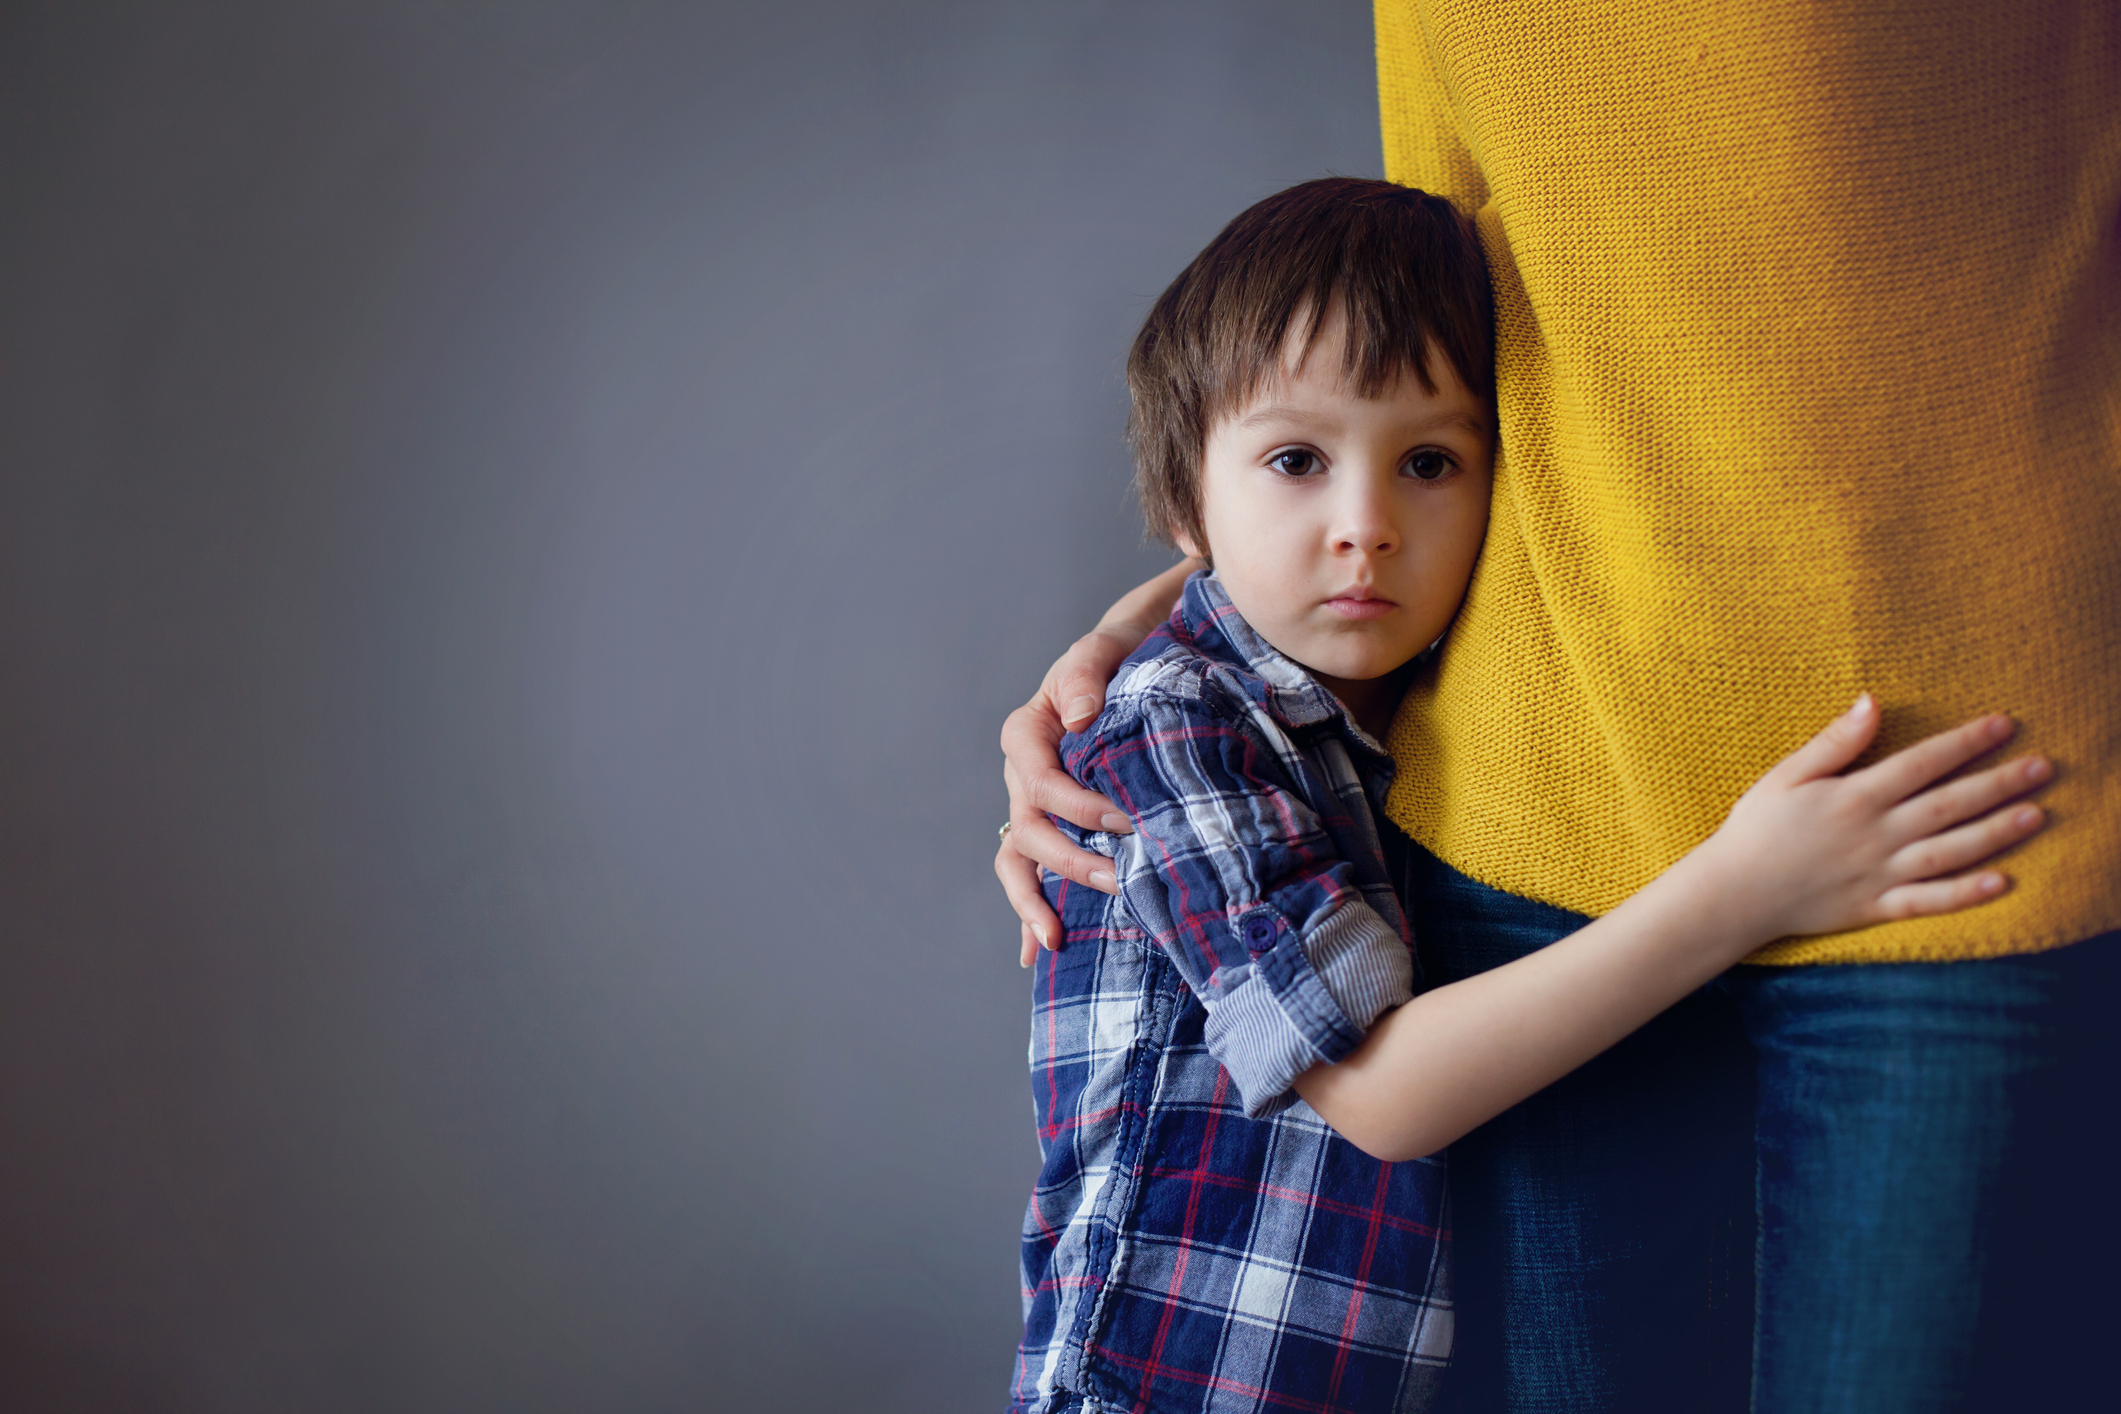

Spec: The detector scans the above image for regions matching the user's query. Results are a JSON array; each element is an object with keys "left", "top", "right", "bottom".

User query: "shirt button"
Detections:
[{"left": 1243, "top": 915, "right": 1276, "bottom": 952}]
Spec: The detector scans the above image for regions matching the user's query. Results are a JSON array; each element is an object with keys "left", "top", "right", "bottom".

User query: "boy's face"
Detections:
[{"left": 1178, "top": 303, "right": 1493, "bottom": 710}]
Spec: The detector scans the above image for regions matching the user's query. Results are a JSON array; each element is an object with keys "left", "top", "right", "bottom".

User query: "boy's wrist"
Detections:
[{"left": 1654, "top": 835, "right": 1791, "bottom": 963}]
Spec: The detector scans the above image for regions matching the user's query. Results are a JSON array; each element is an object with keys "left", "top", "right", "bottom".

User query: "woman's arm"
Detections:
[
  {"left": 1294, "top": 696, "right": 2052, "bottom": 1160},
  {"left": 995, "top": 557, "right": 1199, "bottom": 964}
]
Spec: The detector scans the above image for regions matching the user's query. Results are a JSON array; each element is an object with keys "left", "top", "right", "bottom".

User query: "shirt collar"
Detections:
[{"left": 1174, "top": 570, "right": 1392, "bottom": 755}]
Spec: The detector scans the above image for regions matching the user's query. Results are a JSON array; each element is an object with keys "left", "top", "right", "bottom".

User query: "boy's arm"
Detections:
[
  {"left": 1078, "top": 693, "right": 1417, "bottom": 1118},
  {"left": 1294, "top": 696, "right": 2052, "bottom": 1160}
]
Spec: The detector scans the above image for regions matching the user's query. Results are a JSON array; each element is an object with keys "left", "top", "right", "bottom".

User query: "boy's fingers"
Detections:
[
  {"left": 1873, "top": 869, "right": 2011, "bottom": 922},
  {"left": 1886, "top": 753, "right": 2052, "bottom": 842},
  {"left": 1888, "top": 801, "right": 2046, "bottom": 883},
  {"left": 1765, "top": 694, "right": 1880, "bottom": 785},
  {"left": 995, "top": 840, "right": 1065, "bottom": 950},
  {"left": 1020, "top": 923, "right": 1039, "bottom": 969},
  {"left": 1852, "top": 712, "right": 2016, "bottom": 805}
]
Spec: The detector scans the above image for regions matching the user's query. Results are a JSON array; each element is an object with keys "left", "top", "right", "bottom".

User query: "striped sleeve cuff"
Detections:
[{"left": 1201, "top": 900, "right": 1415, "bottom": 1118}]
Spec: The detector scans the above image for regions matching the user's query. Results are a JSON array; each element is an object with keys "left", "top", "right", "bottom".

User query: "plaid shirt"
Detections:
[{"left": 1012, "top": 572, "right": 1451, "bottom": 1414}]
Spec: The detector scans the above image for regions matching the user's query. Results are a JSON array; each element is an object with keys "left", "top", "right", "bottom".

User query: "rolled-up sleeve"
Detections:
[{"left": 1073, "top": 695, "right": 1415, "bottom": 1116}]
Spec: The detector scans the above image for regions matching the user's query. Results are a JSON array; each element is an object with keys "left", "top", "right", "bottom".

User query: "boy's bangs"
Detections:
[
  {"left": 1213, "top": 291, "right": 1435, "bottom": 425},
  {"left": 1207, "top": 197, "right": 1493, "bottom": 423}
]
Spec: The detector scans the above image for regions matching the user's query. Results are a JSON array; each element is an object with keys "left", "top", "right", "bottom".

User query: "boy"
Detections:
[{"left": 1010, "top": 179, "right": 2047, "bottom": 1414}]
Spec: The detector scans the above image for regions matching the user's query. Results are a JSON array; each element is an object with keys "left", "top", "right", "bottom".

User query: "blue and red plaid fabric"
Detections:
[{"left": 1011, "top": 572, "right": 1452, "bottom": 1414}]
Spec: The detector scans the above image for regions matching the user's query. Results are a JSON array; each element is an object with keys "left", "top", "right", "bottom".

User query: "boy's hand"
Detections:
[
  {"left": 998, "top": 558, "right": 1201, "bottom": 965},
  {"left": 1693, "top": 694, "right": 2052, "bottom": 942},
  {"left": 1292, "top": 693, "right": 2051, "bottom": 1164}
]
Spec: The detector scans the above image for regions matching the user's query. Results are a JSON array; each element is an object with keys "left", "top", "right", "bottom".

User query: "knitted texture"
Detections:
[{"left": 1375, "top": 0, "right": 2121, "bottom": 963}]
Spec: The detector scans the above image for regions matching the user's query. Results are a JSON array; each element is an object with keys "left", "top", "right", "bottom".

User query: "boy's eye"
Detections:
[
  {"left": 1268, "top": 449, "right": 1320, "bottom": 477},
  {"left": 1405, "top": 449, "right": 1454, "bottom": 481}
]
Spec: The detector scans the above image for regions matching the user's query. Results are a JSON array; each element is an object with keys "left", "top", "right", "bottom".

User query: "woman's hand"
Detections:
[
  {"left": 1690, "top": 694, "right": 2052, "bottom": 941},
  {"left": 997, "top": 558, "right": 1200, "bottom": 965}
]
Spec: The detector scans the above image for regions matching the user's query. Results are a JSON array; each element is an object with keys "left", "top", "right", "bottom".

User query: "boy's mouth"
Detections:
[{"left": 1323, "top": 591, "right": 1398, "bottom": 620}]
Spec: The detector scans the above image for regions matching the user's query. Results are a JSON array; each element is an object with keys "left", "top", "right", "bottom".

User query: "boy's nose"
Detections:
[
  {"left": 1335, "top": 525, "right": 1399, "bottom": 553},
  {"left": 1332, "top": 486, "right": 1401, "bottom": 556}
]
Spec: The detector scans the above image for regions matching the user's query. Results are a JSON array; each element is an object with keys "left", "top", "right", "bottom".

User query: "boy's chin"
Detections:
[
  {"left": 1295, "top": 654, "right": 1413, "bottom": 688},
  {"left": 1295, "top": 642, "right": 1423, "bottom": 684}
]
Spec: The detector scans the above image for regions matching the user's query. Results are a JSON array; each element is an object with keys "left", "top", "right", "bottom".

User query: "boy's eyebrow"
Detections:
[
  {"left": 1424, "top": 411, "right": 1492, "bottom": 435},
  {"left": 1231, "top": 403, "right": 1490, "bottom": 435},
  {"left": 1231, "top": 403, "right": 1321, "bottom": 430}
]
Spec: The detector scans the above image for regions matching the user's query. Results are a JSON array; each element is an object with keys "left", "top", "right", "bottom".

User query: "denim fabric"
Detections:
[
  {"left": 1404, "top": 832, "right": 2121, "bottom": 1414},
  {"left": 1398, "top": 839, "right": 1753, "bottom": 1414},
  {"left": 1729, "top": 935, "right": 2121, "bottom": 1414}
]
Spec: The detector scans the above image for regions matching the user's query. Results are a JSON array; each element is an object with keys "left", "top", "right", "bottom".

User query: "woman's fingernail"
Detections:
[
  {"left": 1851, "top": 692, "right": 1873, "bottom": 715},
  {"left": 1064, "top": 696, "right": 1098, "bottom": 723},
  {"left": 1089, "top": 869, "right": 1117, "bottom": 892},
  {"left": 2025, "top": 757, "right": 2051, "bottom": 781},
  {"left": 1100, "top": 812, "right": 1134, "bottom": 834},
  {"left": 2016, "top": 806, "right": 2043, "bottom": 828},
  {"left": 1980, "top": 872, "right": 2005, "bottom": 894}
]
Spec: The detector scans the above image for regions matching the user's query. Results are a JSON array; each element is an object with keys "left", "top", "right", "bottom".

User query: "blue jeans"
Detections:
[
  {"left": 1730, "top": 946, "right": 2121, "bottom": 1412},
  {"left": 1400, "top": 837, "right": 2120, "bottom": 1414}
]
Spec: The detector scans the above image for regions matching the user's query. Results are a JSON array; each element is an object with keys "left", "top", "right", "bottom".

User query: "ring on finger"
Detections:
[{"left": 999, "top": 821, "right": 1012, "bottom": 845}]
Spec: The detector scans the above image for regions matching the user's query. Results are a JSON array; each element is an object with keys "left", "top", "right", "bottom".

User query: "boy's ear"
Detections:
[{"left": 1173, "top": 527, "right": 1205, "bottom": 560}]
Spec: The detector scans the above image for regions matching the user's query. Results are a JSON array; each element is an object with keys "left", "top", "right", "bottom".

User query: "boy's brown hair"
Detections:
[{"left": 1127, "top": 178, "right": 1493, "bottom": 554}]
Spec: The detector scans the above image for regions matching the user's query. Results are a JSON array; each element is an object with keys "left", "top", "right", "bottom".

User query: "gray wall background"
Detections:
[{"left": 0, "top": 3, "right": 1382, "bottom": 1409}]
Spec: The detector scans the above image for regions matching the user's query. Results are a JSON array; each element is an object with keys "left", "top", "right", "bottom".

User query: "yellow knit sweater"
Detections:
[{"left": 1375, "top": 0, "right": 2121, "bottom": 963}]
